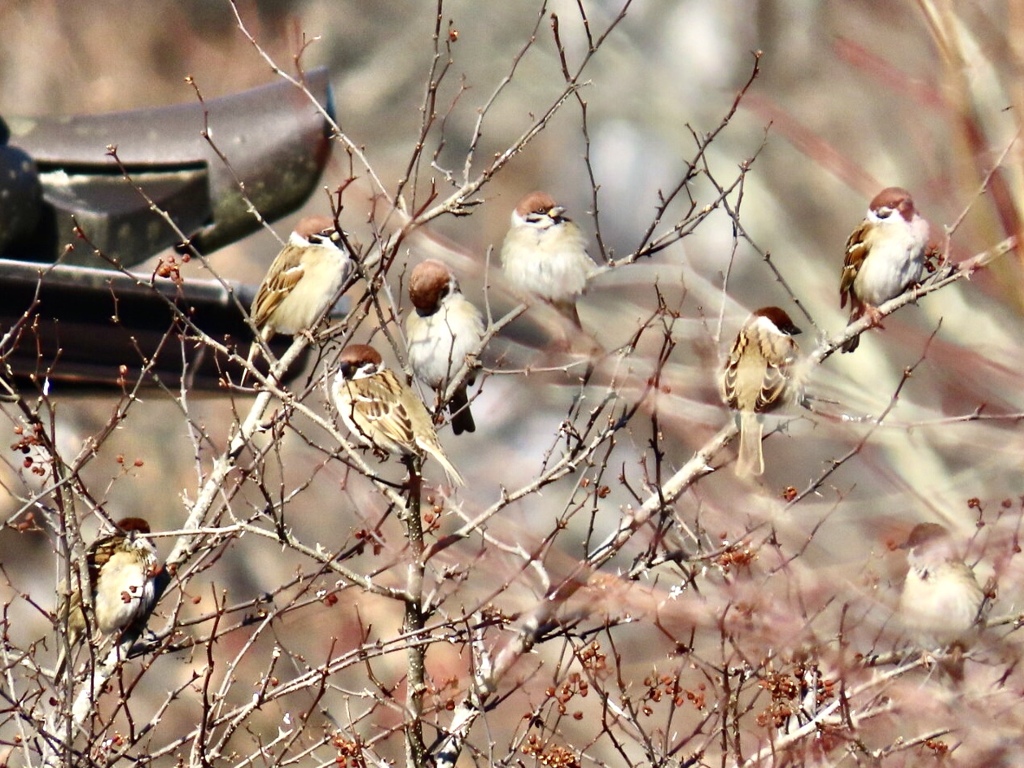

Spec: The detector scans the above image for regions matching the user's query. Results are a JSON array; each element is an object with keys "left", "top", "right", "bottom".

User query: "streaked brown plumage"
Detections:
[
  {"left": 54, "top": 516, "right": 158, "bottom": 677},
  {"left": 251, "top": 215, "right": 351, "bottom": 339},
  {"left": 721, "top": 306, "right": 802, "bottom": 477},
  {"left": 839, "top": 187, "right": 928, "bottom": 353},
  {"left": 331, "top": 344, "right": 464, "bottom": 485}
]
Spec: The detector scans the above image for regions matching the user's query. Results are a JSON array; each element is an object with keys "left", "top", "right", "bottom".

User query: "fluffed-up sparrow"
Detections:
[
  {"left": 406, "top": 259, "right": 485, "bottom": 435},
  {"left": 331, "top": 344, "right": 465, "bottom": 485},
  {"left": 250, "top": 215, "right": 352, "bottom": 340},
  {"left": 55, "top": 516, "right": 159, "bottom": 677},
  {"left": 898, "top": 523, "right": 986, "bottom": 667},
  {"left": 721, "top": 306, "right": 802, "bottom": 478},
  {"left": 500, "top": 191, "right": 597, "bottom": 329},
  {"left": 840, "top": 187, "right": 928, "bottom": 353}
]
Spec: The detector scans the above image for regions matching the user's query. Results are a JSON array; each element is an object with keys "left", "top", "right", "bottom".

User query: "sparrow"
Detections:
[
  {"left": 500, "top": 191, "right": 597, "bottom": 329},
  {"left": 54, "top": 516, "right": 159, "bottom": 677},
  {"left": 720, "top": 306, "right": 802, "bottom": 478},
  {"left": 898, "top": 523, "right": 986, "bottom": 665},
  {"left": 331, "top": 344, "right": 465, "bottom": 485},
  {"left": 406, "top": 259, "right": 485, "bottom": 435},
  {"left": 839, "top": 187, "right": 929, "bottom": 353},
  {"left": 250, "top": 215, "right": 352, "bottom": 340}
]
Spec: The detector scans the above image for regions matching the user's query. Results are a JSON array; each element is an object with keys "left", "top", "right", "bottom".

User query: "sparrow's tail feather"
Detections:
[
  {"left": 448, "top": 386, "right": 475, "bottom": 435},
  {"left": 840, "top": 316, "right": 861, "bottom": 353},
  {"left": 842, "top": 304, "right": 880, "bottom": 353},
  {"left": 939, "top": 648, "right": 965, "bottom": 684},
  {"left": 52, "top": 622, "right": 82, "bottom": 681},
  {"left": 242, "top": 327, "right": 274, "bottom": 383},
  {"left": 423, "top": 443, "right": 465, "bottom": 486},
  {"left": 736, "top": 412, "right": 765, "bottom": 477},
  {"left": 554, "top": 300, "right": 584, "bottom": 332},
  {"left": 550, "top": 301, "right": 607, "bottom": 365},
  {"left": 53, "top": 648, "right": 69, "bottom": 681}
]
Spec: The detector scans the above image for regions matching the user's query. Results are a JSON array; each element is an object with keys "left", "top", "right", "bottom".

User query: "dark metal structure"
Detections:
[{"left": 0, "top": 69, "right": 337, "bottom": 391}]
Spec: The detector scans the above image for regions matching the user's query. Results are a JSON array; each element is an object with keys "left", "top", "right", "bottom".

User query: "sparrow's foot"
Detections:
[
  {"left": 797, "top": 392, "right": 840, "bottom": 413},
  {"left": 863, "top": 305, "right": 886, "bottom": 329}
]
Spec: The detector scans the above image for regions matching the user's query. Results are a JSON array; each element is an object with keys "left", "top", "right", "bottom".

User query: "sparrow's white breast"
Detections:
[
  {"left": 501, "top": 222, "right": 594, "bottom": 303},
  {"left": 854, "top": 217, "right": 927, "bottom": 306},
  {"left": 899, "top": 563, "right": 982, "bottom": 648},
  {"left": 271, "top": 246, "right": 348, "bottom": 335},
  {"left": 93, "top": 548, "right": 156, "bottom": 634},
  {"left": 406, "top": 294, "right": 484, "bottom": 388}
]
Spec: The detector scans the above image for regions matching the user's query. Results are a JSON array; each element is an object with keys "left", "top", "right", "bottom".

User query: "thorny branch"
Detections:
[{"left": 4, "top": 4, "right": 1024, "bottom": 768}]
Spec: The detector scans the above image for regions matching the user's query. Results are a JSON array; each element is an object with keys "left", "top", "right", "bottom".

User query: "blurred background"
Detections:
[{"left": 1, "top": 1, "right": 1023, "bottom": 765}]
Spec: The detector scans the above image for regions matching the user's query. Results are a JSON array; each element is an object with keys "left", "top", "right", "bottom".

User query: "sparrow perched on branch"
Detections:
[
  {"left": 406, "top": 259, "right": 485, "bottom": 435},
  {"left": 331, "top": 344, "right": 465, "bottom": 485},
  {"left": 840, "top": 187, "right": 928, "bottom": 353},
  {"left": 54, "top": 516, "right": 159, "bottom": 677},
  {"left": 898, "top": 523, "right": 986, "bottom": 673},
  {"left": 500, "top": 191, "right": 597, "bottom": 329},
  {"left": 250, "top": 215, "right": 352, "bottom": 340},
  {"left": 721, "top": 306, "right": 802, "bottom": 478}
]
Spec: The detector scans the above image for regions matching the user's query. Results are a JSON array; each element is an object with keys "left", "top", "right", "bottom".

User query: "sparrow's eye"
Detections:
[
  {"left": 339, "top": 362, "right": 355, "bottom": 379},
  {"left": 876, "top": 207, "right": 893, "bottom": 219}
]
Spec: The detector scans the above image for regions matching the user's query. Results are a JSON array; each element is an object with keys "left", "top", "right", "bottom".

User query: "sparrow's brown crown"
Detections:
[
  {"left": 293, "top": 215, "right": 337, "bottom": 242},
  {"left": 869, "top": 187, "right": 916, "bottom": 221},
  {"left": 409, "top": 260, "right": 455, "bottom": 314},
  {"left": 515, "top": 191, "right": 564, "bottom": 220},
  {"left": 338, "top": 344, "right": 383, "bottom": 379},
  {"left": 752, "top": 306, "right": 801, "bottom": 336},
  {"left": 903, "top": 522, "right": 950, "bottom": 550},
  {"left": 115, "top": 517, "right": 152, "bottom": 535}
]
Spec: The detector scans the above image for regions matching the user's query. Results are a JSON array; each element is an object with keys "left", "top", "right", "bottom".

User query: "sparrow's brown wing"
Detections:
[
  {"left": 722, "top": 327, "right": 793, "bottom": 412},
  {"left": 840, "top": 221, "right": 870, "bottom": 309},
  {"left": 721, "top": 332, "right": 747, "bottom": 410},
  {"left": 85, "top": 534, "right": 123, "bottom": 588},
  {"left": 251, "top": 244, "right": 306, "bottom": 328},
  {"left": 756, "top": 334, "right": 799, "bottom": 412},
  {"left": 345, "top": 371, "right": 420, "bottom": 454},
  {"left": 339, "top": 371, "right": 466, "bottom": 485},
  {"left": 403, "top": 386, "right": 465, "bottom": 484}
]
